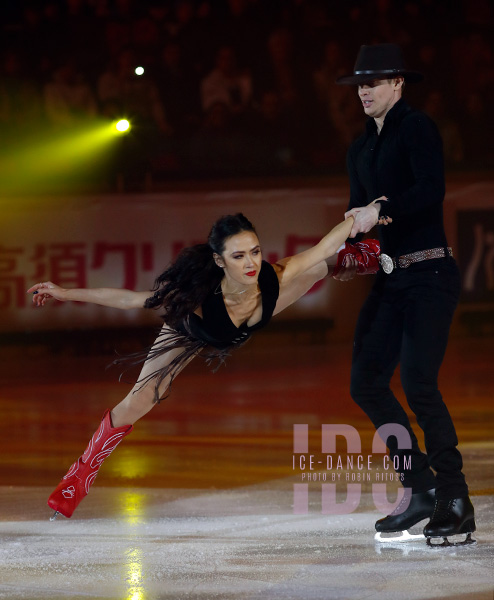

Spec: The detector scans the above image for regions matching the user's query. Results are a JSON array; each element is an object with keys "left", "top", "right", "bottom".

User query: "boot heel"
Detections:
[{"left": 460, "top": 518, "right": 476, "bottom": 534}]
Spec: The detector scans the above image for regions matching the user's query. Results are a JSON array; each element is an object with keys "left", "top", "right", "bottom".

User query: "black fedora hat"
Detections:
[{"left": 336, "top": 43, "right": 423, "bottom": 85}]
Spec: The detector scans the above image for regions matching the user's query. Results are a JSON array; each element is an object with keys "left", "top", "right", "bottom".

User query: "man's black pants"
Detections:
[{"left": 350, "top": 257, "right": 468, "bottom": 500}]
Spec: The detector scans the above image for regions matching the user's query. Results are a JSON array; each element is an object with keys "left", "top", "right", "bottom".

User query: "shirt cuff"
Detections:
[{"left": 375, "top": 198, "right": 392, "bottom": 218}]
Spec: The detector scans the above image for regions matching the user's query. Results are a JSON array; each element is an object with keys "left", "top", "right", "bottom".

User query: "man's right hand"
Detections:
[
  {"left": 345, "top": 196, "right": 388, "bottom": 237},
  {"left": 345, "top": 205, "right": 380, "bottom": 238}
]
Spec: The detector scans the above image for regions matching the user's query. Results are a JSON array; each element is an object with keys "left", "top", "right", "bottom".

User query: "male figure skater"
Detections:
[{"left": 336, "top": 43, "right": 475, "bottom": 546}]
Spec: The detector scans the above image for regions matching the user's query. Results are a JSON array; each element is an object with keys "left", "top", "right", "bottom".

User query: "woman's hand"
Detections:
[
  {"left": 27, "top": 284, "right": 151, "bottom": 309},
  {"left": 345, "top": 196, "right": 389, "bottom": 237},
  {"left": 26, "top": 281, "right": 67, "bottom": 307}
]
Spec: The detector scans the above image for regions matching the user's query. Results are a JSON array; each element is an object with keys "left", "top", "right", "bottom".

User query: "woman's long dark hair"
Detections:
[{"left": 144, "top": 213, "right": 257, "bottom": 328}]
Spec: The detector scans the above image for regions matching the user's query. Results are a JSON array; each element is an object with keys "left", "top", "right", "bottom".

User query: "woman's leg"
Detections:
[
  {"left": 111, "top": 325, "right": 197, "bottom": 426},
  {"left": 48, "top": 325, "right": 196, "bottom": 517}
]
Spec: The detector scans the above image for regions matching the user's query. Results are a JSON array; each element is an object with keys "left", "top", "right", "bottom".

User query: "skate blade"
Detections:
[
  {"left": 49, "top": 510, "right": 62, "bottom": 521},
  {"left": 374, "top": 530, "right": 425, "bottom": 543},
  {"left": 426, "top": 532, "right": 476, "bottom": 548}
]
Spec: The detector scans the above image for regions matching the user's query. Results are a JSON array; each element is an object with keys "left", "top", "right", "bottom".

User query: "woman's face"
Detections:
[{"left": 215, "top": 231, "right": 262, "bottom": 286}]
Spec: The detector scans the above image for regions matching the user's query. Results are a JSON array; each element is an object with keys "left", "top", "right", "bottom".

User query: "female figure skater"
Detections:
[{"left": 28, "top": 212, "right": 379, "bottom": 519}]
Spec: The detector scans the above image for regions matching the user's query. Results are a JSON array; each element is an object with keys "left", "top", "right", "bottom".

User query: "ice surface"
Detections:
[{"left": 0, "top": 486, "right": 492, "bottom": 600}]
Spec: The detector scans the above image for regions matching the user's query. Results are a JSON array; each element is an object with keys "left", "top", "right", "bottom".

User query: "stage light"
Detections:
[
  {"left": 115, "top": 119, "right": 130, "bottom": 133},
  {"left": 0, "top": 118, "right": 135, "bottom": 193},
  {"left": 135, "top": 66, "right": 144, "bottom": 76}
]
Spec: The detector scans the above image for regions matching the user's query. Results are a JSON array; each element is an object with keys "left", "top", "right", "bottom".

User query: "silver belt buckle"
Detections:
[{"left": 379, "top": 253, "right": 394, "bottom": 274}]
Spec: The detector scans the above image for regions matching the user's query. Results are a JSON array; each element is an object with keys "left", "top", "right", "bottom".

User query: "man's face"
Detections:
[{"left": 357, "top": 78, "right": 402, "bottom": 120}]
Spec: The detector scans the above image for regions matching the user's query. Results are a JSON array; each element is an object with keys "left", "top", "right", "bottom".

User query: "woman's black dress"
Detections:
[{"left": 124, "top": 261, "right": 280, "bottom": 401}]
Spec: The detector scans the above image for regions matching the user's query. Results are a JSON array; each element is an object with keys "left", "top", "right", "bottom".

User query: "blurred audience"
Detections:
[
  {"left": 200, "top": 45, "right": 252, "bottom": 114},
  {"left": 154, "top": 40, "right": 201, "bottom": 134},
  {"left": 97, "top": 48, "right": 171, "bottom": 135},
  {"left": 423, "top": 91, "right": 464, "bottom": 167},
  {"left": 0, "top": 0, "right": 492, "bottom": 185},
  {"left": 256, "top": 28, "right": 312, "bottom": 122},
  {"left": 313, "top": 40, "right": 364, "bottom": 152},
  {"left": 0, "top": 50, "right": 44, "bottom": 137},
  {"left": 44, "top": 59, "right": 98, "bottom": 128}
]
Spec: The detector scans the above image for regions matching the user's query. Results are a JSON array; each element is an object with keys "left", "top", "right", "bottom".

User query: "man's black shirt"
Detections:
[{"left": 347, "top": 98, "right": 448, "bottom": 258}]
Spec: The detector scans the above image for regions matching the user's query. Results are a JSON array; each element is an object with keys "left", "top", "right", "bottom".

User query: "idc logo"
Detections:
[{"left": 292, "top": 423, "right": 413, "bottom": 515}]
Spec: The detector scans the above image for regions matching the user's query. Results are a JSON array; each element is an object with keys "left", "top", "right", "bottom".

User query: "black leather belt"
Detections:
[{"left": 379, "top": 247, "right": 453, "bottom": 274}]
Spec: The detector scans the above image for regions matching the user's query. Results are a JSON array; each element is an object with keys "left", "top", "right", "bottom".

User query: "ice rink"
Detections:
[{"left": 1, "top": 336, "right": 493, "bottom": 599}]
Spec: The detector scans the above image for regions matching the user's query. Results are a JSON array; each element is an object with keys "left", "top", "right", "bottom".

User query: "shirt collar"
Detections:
[{"left": 365, "top": 98, "right": 410, "bottom": 134}]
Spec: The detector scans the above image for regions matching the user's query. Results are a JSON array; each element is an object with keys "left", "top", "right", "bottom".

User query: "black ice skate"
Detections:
[
  {"left": 374, "top": 489, "right": 435, "bottom": 543},
  {"left": 423, "top": 496, "right": 476, "bottom": 548}
]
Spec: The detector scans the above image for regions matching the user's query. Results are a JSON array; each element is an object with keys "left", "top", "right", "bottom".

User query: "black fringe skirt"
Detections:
[{"left": 113, "top": 321, "right": 236, "bottom": 403}]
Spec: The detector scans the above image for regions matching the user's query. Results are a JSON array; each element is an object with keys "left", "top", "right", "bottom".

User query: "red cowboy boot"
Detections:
[
  {"left": 48, "top": 410, "right": 133, "bottom": 519},
  {"left": 331, "top": 239, "right": 381, "bottom": 277}
]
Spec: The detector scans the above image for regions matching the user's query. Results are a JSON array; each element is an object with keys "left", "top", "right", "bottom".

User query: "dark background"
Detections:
[{"left": 1, "top": 0, "right": 493, "bottom": 192}]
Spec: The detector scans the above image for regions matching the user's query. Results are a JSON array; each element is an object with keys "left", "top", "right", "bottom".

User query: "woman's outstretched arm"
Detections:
[
  {"left": 26, "top": 281, "right": 151, "bottom": 310},
  {"left": 275, "top": 216, "right": 354, "bottom": 285}
]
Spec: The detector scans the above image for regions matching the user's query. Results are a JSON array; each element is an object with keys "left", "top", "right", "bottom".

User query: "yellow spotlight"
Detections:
[
  {"left": 0, "top": 117, "right": 137, "bottom": 193},
  {"left": 135, "top": 66, "right": 144, "bottom": 76},
  {"left": 115, "top": 119, "right": 130, "bottom": 133}
]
